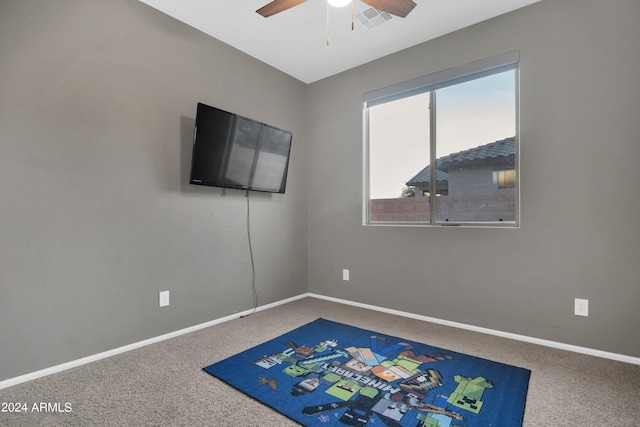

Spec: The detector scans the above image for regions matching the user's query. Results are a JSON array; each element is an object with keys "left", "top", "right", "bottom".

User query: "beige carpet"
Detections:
[{"left": 1, "top": 297, "right": 639, "bottom": 426}]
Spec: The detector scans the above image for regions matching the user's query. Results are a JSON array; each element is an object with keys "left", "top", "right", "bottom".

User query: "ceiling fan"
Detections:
[{"left": 256, "top": 0, "right": 417, "bottom": 19}]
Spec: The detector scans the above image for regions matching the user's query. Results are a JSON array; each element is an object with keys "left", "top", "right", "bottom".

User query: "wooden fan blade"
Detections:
[
  {"left": 361, "top": 0, "right": 417, "bottom": 18},
  {"left": 256, "top": 0, "right": 308, "bottom": 17}
]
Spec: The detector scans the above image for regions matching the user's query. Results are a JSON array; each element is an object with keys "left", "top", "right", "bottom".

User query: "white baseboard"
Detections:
[
  {"left": 2, "top": 292, "right": 638, "bottom": 390},
  {"left": 308, "top": 293, "right": 640, "bottom": 366}
]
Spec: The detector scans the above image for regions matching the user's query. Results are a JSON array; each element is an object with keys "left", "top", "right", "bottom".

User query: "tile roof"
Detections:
[
  {"left": 406, "top": 136, "right": 515, "bottom": 186},
  {"left": 438, "top": 136, "right": 515, "bottom": 170},
  {"left": 406, "top": 166, "right": 449, "bottom": 186}
]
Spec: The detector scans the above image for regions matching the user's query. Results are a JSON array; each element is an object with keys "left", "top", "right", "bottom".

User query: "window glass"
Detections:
[
  {"left": 368, "top": 93, "right": 430, "bottom": 222},
  {"left": 435, "top": 71, "right": 516, "bottom": 223}
]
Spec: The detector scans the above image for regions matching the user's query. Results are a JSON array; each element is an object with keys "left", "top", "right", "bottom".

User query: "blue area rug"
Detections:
[{"left": 203, "top": 318, "right": 530, "bottom": 427}]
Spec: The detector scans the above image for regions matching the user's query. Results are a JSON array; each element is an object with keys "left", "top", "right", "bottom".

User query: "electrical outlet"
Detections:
[
  {"left": 342, "top": 269, "right": 350, "bottom": 281},
  {"left": 574, "top": 298, "right": 588, "bottom": 317},
  {"left": 159, "top": 291, "right": 170, "bottom": 307}
]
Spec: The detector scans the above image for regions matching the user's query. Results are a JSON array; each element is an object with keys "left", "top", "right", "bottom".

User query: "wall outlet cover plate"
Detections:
[
  {"left": 574, "top": 298, "right": 588, "bottom": 317},
  {"left": 159, "top": 291, "right": 170, "bottom": 307}
]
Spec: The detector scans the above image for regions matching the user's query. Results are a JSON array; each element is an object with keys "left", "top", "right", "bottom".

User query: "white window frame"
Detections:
[{"left": 363, "top": 51, "right": 520, "bottom": 227}]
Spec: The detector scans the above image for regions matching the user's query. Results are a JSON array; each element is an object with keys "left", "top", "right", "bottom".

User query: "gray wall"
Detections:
[
  {"left": 307, "top": 0, "right": 640, "bottom": 357},
  {"left": 0, "top": 0, "right": 308, "bottom": 381}
]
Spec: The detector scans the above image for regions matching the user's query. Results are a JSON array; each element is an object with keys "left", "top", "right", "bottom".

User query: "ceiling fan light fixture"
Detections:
[{"left": 327, "top": 0, "right": 351, "bottom": 8}]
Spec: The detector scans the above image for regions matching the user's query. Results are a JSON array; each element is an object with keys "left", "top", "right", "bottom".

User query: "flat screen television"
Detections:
[{"left": 189, "top": 102, "right": 293, "bottom": 194}]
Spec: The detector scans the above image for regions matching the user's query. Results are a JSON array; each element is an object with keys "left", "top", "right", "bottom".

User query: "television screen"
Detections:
[{"left": 189, "top": 103, "right": 292, "bottom": 194}]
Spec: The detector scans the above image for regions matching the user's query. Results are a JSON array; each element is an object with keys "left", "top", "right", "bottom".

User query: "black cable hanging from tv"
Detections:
[{"left": 241, "top": 190, "right": 258, "bottom": 318}]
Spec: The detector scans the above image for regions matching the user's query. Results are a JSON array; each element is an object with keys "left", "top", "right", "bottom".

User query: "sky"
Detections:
[{"left": 368, "top": 70, "right": 515, "bottom": 199}]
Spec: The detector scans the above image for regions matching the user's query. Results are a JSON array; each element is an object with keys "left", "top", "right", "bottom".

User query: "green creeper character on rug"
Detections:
[
  {"left": 325, "top": 379, "right": 362, "bottom": 401},
  {"left": 446, "top": 375, "right": 495, "bottom": 414}
]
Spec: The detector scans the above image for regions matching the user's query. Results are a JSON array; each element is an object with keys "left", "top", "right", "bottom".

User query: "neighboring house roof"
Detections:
[
  {"left": 406, "top": 166, "right": 449, "bottom": 187},
  {"left": 438, "top": 136, "right": 515, "bottom": 171},
  {"left": 406, "top": 136, "right": 515, "bottom": 186}
]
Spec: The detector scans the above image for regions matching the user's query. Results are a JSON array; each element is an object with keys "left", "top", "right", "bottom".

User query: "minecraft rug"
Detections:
[{"left": 203, "top": 318, "right": 530, "bottom": 427}]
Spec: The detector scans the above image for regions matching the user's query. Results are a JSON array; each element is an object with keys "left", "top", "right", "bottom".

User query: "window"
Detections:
[
  {"left": 364, "top": 52, "right": 519, "bottom": 226},
  {"left": 496, "top": 169, "right": 516, "bottom": 189}
]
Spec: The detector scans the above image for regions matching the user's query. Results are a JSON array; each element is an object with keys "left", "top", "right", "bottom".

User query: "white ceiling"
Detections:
[{"left": 139, "top": 0, "right": 541, "bottom": 84}]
